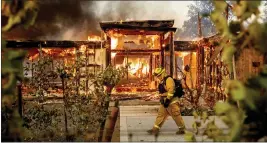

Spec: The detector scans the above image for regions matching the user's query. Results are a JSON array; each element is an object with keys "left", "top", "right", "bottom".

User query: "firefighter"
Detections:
[{"left": 147, "top": 67, "right": 186, "bottom": 135}]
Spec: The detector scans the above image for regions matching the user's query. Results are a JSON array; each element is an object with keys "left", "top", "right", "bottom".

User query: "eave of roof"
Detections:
[{"left": 5, "top": 40, "right": 106, "bottom": 48}]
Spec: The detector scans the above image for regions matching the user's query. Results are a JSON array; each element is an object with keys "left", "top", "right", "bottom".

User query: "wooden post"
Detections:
[
  {"left": 160, "top": 34, "right": 164, "bottom": 68},
  {"left": 61, "top": 76, "right": 69, "bottom": 140},
  {"left": 106, "top": 37, "right": 111, "bottom": 68},
  {"left": 98, "top": 85, "right": 113, "bottom": 142},
  {"left": 103, "top": 100, "right": 119, "bottom": 142},
  {"left": 126, "top": 49, "right": 129, "bottom": 80},
  {"left": 198, "top": 12, "right": 203, "bottom": 85},
  {"left": 31, "top": 58, "right": 34, "bottom": 85},
  {"left": 94, "top": 44, "right": 96, "bottom": 75},
  {"left": 75, "top": 46, "right": 79, "bottom": 96},
  {"left": 210, "top": 47, "right": 213, "bottom": 87},
  {"left": 149, "top": 53, "right": 153, "bottom": 82},
  {"left": 196, "top": 46, "right": 199, "bottom": 90},
  {"left": 189, "top": 52, "right": 194, "bottom": 89},
  {"left": 17, "top": 82, "right": 23, "bottom": 117},
  {"left": 170, "top": 32, "right": 174, "bottom": 77},
  {"left": 201, "top": 46, "right": 204, "bottom": 85},
  {"left": 85, "top": 45, "right": 88, "bottom": 96},
  {"left": 175, "top": 55, "right": 177, "bottom": 79}
]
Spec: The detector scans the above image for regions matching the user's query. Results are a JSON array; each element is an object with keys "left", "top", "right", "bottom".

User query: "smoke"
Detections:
[
  {"left": 3, "top": 0, "right": 101, "bottom": 40},
  {"left": 2, "top": 1, "right": 193, "bottom": 40},
  {"left": 38, "top": 0, "right": 101, "bottom": 40}
]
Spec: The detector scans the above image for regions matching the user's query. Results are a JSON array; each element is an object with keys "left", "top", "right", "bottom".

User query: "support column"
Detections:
[
  {"left": 175, "top": 55, "right": 177, "bottom": 79},
  {"left": 149, "top": 53, "right": 153, "bottom": 82},
  {"left": 170, "top": 32, "right": 174, "bottom": 77},
  {"left": 200, "top": 46, "right": 205, "bottom": 85},
  {"left": 106, "top": 37, "right": 111, "bottom": 68},
  {"left": 17, "top": 82, "right": 23, "bottom": 117},
  {"left": 160, "top": 34, "right": 164, "bottom": 68}
]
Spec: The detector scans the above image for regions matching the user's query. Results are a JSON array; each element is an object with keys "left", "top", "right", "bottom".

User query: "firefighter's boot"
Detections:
[
  {"left": 147, "top": 127, "right": 159, "bottom": 135},
  {"left": 176, "top": 127, "right": 185, "bottom": 135}
]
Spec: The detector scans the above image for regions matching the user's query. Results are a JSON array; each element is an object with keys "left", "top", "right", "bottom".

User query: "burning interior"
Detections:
[{"left": 100, "top": 20, "right": 178, "bottom": 93}]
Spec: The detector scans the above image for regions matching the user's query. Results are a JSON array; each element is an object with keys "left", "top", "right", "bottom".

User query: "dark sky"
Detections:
[{"left": 2, "top": 0, "right": 100, "bottom": 40}]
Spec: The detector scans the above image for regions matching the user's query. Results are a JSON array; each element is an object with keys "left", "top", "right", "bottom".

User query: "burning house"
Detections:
[
  {"left": 99, "top": 20, "right": 178, "bottom": 93},
  {"left": 6, "top": 19, "right": 202, "bottom": 99},
  {"left": 6, "top": 39, "right": 107, "bottom": 97}
]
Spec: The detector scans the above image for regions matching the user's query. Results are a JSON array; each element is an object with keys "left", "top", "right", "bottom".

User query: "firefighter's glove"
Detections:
[{"left": 164, "top": 98, "right": 171, "bottom": 108}]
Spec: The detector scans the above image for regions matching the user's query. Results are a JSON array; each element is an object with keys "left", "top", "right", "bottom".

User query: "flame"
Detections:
[
  {"left": 80, "top": 45, "right": 87, "bottom": 53},
  {"left": 142, "top": 65, "right": 149, "bottom": 74},
  {"left": 111, "top": 37, "right": 118, "bottom": 49},
  {"left": 127, "top": 59, "right": 149, "bottom": 78},
  {"left": 88, "top": 35, "right": 101, "bottom": 41},
  {"left": 59, "top": 49, "right": 75, "bottom": 56},
  {"left": 42, "top": 48, "right": 52, "bottom": 54},
  {"left": 111, "top": 52, "right": 116, "bottom": 58},
  {"left": 29, "top": 54, "right": 39, "bottom": 61},
  {"left": 179, "top": 52, "right": 190, "bottom": 58}
]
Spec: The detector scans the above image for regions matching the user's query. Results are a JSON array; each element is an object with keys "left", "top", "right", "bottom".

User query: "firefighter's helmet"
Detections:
[{"left": 153, "top": 67, "right": 165, "bottom": 77}]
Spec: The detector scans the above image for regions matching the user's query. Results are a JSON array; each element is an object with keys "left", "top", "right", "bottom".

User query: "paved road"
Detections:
[{"left": 119, "top": 105, "right": 228, "bottom": 142}]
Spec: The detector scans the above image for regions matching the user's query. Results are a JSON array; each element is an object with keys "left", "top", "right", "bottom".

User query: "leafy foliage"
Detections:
[
  {"left": 96, "top": 65, "right": 128, "bottom": 87},
  {"left": 1, "top": 0, "right": 38, "bottom": 141},
  {"left": 184, "top": 0, "right": 267, "bottom": 142},
  {"left": 2, "top": 0, "right": 39, "bottom": 31}
]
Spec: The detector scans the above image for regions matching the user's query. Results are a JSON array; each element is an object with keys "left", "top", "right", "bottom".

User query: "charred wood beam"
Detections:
[
  {"left": 170, "top": 32, "right": 174, "bottom": 77},
  {"left": 149, "top": 54, "right": 153, "bottom": 82},
  {"left": 100, "top": 23, "right": 177, "bottom": 33},
  {"left": 160, "top": 34, "right": 164, "bottom": 68},
  {"left": 200, "top": 46, "right": 205, "bottom": 84},
  {"left": 207, "top": 46, "right": 223, "bottom": 66},
  {"left": 17, "top": 82, "right": 23, "bottom": 117},
  {"left": 6, "top": 40, "right": 106, "bottom": 48},
  {"left": 168, "top": 41, "right": 198, "bottom": 51},
  {"left": 100, "top": 20, "right": 175, "bottom": 28},
  {"left": 106, "top": 37, "right": 111, "bottom": 67}
]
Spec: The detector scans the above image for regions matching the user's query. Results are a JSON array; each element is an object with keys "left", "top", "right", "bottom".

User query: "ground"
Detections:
[
  {"left": 110, "top": 101, "right": 228, "bottom": 142},
  {"left": 21, "top": 97, "right": 223, "bottom": 142}
]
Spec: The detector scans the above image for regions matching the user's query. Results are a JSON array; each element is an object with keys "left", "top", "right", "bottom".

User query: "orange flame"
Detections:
[
  {"left": 128, "top": 59, "right": 149, "bottom": 78},
  {"left": 42, "top": 48, "right": 52, "bottom": 54},
  {"left": 59, "top": 49, "right": 75, "bottom": 57},
  {"left": 29, "top": 54, "right": 39, "bottom": 61},
  {"left": 88, "top": 35, "right": 101, "bottom": 41},
  {"left": 111, "top": 37, "right": 118, "bottom": 49},
  {"left": 80, "top": 45, "right": 87, "bottom": 52},
  {"left": 111, "top": 52, "right": 117, "bottom": 58}
]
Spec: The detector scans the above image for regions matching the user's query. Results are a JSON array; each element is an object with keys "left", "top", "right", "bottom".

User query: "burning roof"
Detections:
[
  {"left": 100, "top": 20, "right": 175, "bottom": 28},
  {"left": 174, "top": 41, "right": 198, "bottom": 51},
  {"left": 6, "top": 40, "right": 105, "bottom": 48},
  {"left": 100, "top": 20, "right": 177, "bottom": 34}
]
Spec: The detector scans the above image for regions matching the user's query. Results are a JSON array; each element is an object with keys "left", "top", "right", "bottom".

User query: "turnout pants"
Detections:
[{"left": 153, "top": 102, "right": 185, "bottom": 130}]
